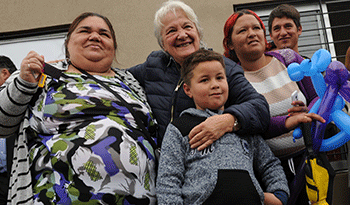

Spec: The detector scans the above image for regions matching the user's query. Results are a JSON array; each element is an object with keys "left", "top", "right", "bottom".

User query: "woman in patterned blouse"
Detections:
[{"left": 0, "top": 12, "right": 157, "bottom": 205}]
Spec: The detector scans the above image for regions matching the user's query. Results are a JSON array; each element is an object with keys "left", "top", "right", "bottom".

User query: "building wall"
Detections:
[{"left": 0, "top": 0, "right": 264, "bottom": 68}]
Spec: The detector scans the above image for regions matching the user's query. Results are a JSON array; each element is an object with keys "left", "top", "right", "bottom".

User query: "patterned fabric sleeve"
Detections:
[
  {"left": 112, "top": 68, "right": 148, "bottom": 105},
  {"left": 113, "top": 67, "right": 158, "bottom": 135}
]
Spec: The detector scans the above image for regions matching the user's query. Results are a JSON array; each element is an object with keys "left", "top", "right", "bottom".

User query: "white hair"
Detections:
[{"left": 154, "top": 0, "right": 204, "bottom": 48}]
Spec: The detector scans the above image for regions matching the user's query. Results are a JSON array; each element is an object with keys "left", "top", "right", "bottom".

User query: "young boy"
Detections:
[{"left": 156, "top": 49, "right": 289, "bottom": 205}]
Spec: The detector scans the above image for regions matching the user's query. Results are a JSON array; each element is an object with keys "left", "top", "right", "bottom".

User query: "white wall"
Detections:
[{"left": 0, "top": 34, "right": 66, "bottom": 70}]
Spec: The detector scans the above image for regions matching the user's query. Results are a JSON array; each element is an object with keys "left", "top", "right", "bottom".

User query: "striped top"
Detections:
[
  {"left": 0, "top": 71, "right": 36, "bottom": 204},
  {"left": 244, "top": 57, "right": 306, "bottom": 157},
  {"left": 245, "top": 57, "right": 306, "bottom": 117}
]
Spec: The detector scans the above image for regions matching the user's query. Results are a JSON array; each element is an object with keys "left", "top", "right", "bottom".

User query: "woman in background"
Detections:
[{"left": 223, "top": 9, "right": 325, "bottom": 205}]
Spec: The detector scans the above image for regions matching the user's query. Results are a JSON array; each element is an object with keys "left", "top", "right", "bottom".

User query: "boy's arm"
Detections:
[
  {"left": 156, "top": 124, "right": 187, "bottom": 204},
  {"left": 264, "top": 192, "right": 283, "bottom": 205},
  {"left": 252, "top": 136, "right": 289, "bottom": 205}
]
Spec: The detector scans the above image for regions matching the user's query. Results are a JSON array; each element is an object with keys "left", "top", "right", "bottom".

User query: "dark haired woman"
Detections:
[
  {"left": 0, "top": 12, "right": 157, "bottom": 204},
  {"left": 223, "top": 9, "right": 325, "bottom": 205}
]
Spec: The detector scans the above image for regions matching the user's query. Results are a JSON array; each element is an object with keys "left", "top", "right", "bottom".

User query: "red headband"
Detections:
[{"left": 223, "top": 10, "right": 270, "bottom": 59}]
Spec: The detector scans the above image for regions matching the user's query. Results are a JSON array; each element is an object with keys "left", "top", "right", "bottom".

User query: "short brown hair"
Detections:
[
  {"left": 268, "top": 4, "right": 301, "bottom": 34},
  {"left": 181, "top": 49, "right": 225, "bottom": 85}
]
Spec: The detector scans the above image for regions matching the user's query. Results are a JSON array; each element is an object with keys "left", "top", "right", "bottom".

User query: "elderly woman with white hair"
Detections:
[{"left": 128, "top": 0, "right": 270, "bottom": 149}]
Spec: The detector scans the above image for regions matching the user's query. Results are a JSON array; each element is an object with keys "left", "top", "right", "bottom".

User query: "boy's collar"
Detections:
[{"left": 205, "top": 108, "right": 224, "bottom": 115}]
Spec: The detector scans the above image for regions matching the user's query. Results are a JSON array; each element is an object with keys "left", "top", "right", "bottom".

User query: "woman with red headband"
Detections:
[{"left": 223, "top": 9, "right": 325, "bottom": 205}]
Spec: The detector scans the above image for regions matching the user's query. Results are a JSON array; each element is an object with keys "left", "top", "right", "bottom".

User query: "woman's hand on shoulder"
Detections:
[
  {"left": 20, "top": 51, "right": 44, "bottom": 83},
  {"left": 188, "top": 113, "right": 234, "bottom": 151}
]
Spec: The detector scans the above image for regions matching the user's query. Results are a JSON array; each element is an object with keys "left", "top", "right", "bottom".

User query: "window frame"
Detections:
[{"left": 0, "top": 25, "right": 69, "bottom": 69}]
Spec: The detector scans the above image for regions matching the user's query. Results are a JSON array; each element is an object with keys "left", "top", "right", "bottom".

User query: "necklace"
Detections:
[{"left": 67, "top": 62, "right": 115, "bottom": 77}]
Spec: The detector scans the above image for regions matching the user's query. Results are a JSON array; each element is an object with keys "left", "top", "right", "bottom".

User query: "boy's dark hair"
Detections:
[
  {"left": 0, "top": 55, "right": 17, "bottom": 74},
  {"left": 181, "top": 49, "right": 225, "bottom": 85},
  {"left": 268, "top": 4, "right": 301, "bottom": 34}
]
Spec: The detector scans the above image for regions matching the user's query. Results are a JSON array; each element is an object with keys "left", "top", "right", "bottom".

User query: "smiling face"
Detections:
[
  {"left": 269, "top": 16, "right": 302, "bottom": 52},
  {"left": 229, "top": 14, "right": 266, "bottom": 61},
  {"left": 184, "top": 60, "right": 228, "bottom": 111},
  {"left": 67, "top": 16, "right": 115, "bottom": 72},
  {"left": 161, "top": 10, "right": 200, "bottom": 65}
]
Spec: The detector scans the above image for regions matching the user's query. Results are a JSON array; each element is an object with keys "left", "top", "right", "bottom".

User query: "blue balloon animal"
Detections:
[
  {"left": 286, "top": 49, "right": 350, "bottom": 205},
  {"left": 288, "top": 48, "right": 350, "bottom": 152}
]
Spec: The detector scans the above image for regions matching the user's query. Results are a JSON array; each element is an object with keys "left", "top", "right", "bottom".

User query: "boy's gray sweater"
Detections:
[{"left": 156, "top": 108, "right": 289, "bottom": 204}]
